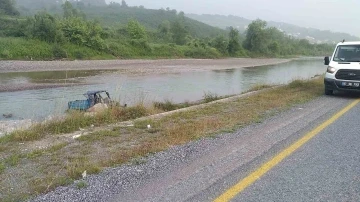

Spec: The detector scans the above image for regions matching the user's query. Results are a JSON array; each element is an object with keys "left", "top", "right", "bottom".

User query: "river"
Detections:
[{"left": 0, "top": 58, "right": 325, "bottom": 123}]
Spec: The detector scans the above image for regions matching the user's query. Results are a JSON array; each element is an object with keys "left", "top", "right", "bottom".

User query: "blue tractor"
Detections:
[{"left": 68, "top": 90, "right": 111, "bottom": 111}]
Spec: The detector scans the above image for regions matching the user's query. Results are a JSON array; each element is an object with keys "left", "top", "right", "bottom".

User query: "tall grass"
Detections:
[
  {"left": 0, "top": 37, "right": 114, "bottom": 60},
  {"left": 7, "top": 105, "right": 148, "bottom": 142},
  {"left": 0, "top": 37, "right": 53, "bottom": 60},
  {"left": 0, "top": 37, "right": 225, "bottom": 60}
]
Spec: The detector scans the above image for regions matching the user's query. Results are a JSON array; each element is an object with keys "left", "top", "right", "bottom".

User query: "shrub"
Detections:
[
  {"left": 184, "top": 47, "right": 220, "bottom": 59},
  {"left": 203, "top": 92, "right": 220, "bottom": 103},
  {"left": 52, "top": 44, "right": 68, "bottom": 59},
  {"left": 153, "top": 100, "right": 178, "bottom": 111}
]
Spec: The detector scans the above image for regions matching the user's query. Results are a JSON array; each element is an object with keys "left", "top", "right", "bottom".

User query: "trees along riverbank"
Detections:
[{"left": 0, "top": 0, "right": 333, "bottom": 60}]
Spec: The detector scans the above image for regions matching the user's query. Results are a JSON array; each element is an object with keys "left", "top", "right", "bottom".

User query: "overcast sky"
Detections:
[{"left": 107, "top": 0, "right": 360, "bottom": 36}]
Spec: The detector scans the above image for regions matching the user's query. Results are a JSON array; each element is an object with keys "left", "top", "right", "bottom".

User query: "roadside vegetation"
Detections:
[
  {"left": 0, "top": 77, "right": 324, "bottom": 201},
  {"left": 0, "top": 0, "right": 333, "bottom": 60}
]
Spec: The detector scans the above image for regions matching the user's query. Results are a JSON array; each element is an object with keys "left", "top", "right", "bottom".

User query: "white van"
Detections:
[{"left": 324, "top": 41, "right": 360, "bottom": 95}]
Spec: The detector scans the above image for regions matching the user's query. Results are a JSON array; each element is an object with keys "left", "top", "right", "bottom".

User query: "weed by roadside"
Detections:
[
  {"left": 3, "top": 105, "right": 149, "bottom": 143},
  {"left": 203, "top": 91, "right": 219, "bottom": 103},
  {"left": 0, "top": 162, "right": 5, "bottom": 174},
  {"left": 153, "top": 99, "right": 178, "bottom": 111},
  {"left": 76, "top": 181, "right": 88, "bottom": 189}
]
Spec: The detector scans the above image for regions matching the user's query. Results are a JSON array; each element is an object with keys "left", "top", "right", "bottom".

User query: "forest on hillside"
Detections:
[
  {"left": 187, "top": 14, "right": 360, "bottom": 43},
  {"left": 0, "top": 0, "right": 334, "bottom": 60}
]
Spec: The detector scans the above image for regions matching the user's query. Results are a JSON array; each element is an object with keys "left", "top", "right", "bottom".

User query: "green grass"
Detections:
[
  {"left": 4, "top": 154, "right": 21, "bottom": 167},
  {"left": 76, "top": 181, "right": 88, "bottom": 189},
  {"left": 203, "top": 92, "right": 220, "bottom": 103},
  {"left": 0, "top": 37, "right": 115, "bottom": 60},
  {"left": 0, "top": 162, "right": 5, "bottom": 174},
  {"left": 0, "top": 37, "right": 53, "bottom": 60},
  {"left": 0, "top": 37, "right": 225, "bottom": 60},
  {"left": 153, "top": 99, "right": 179, "bottom": 112},
  {"left": 66, "top": 156, "right": 101, "bottom": 179},
  {"left": 29, "top": 176, "right": 73, "bottom": 195},
  {"left": 4, "top": 105, "right": 148, "bottom": 142}
]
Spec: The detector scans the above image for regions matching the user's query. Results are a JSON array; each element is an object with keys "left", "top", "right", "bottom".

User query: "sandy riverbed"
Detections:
[
  {"left": 0, "top": 58, "right": 291, "bottom": 74},
  {"left": 0, "top": 58, "right": 291, "bottom": 93}
]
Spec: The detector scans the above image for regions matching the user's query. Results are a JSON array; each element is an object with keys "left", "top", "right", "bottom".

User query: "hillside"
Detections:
[
  {"left": 0, "top": 0, "right": 333, "bottom": 61},
  {"left": 187, "top": 14, "right": 360, "bottom": 44},
  {"left": 15, "top": 0, "right": 106, "bottom": 12},
  {"left": 14, "top": 0, "right": 226, "bottom": 39},
  {"left": 82, "top": 6, "right": 226, "bottom": 38}
]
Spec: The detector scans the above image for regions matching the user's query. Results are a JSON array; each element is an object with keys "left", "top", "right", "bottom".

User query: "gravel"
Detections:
[{"left": 30, "top": 134, "right": 226, "bottom": 202}]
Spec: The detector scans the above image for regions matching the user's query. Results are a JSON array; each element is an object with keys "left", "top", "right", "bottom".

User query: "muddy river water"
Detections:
[{"left": 0, "top": 58, "right": 325, "bottom": 122}]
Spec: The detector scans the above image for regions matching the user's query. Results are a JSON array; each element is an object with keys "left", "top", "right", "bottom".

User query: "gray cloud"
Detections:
[{"left": 107, "top": 0, "right": 360, "bottom": 36}]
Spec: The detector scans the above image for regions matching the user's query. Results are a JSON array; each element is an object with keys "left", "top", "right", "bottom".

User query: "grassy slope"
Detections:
[
  {"left": 0, "top": 8, "right": 226, "bottom": 60},
  {"left": 83, "top": 6, "right": 227, "bottom": 38},
  {"left": 0, "top": 77, "right": 323, "bottom": 201}
]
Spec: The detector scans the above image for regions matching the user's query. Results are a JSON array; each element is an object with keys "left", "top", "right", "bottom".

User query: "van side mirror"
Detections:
[{"left": 324, "top": 56, "right": 330, "bottom": 65}]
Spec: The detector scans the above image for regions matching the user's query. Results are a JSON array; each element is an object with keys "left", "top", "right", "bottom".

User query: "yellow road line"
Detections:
[{"left": 214, "top": 99, "right": 360, "bottom": 202}]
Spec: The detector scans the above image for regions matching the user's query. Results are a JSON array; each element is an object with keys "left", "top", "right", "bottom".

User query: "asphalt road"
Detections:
[
  {"left": 32, "top": 94, "right": 360, "bottom": 202},
  {"left": 232, "top": 103, "right": 360, "bottom": 202}
]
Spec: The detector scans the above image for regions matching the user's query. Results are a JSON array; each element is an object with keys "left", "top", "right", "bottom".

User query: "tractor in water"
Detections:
[{"left": 68, "top": 90, "right": 112, "bottom": 111}]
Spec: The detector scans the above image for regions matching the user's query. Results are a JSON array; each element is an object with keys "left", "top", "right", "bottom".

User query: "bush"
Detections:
[
  {"left": 111, "top": 105, "right": 148, "bottom": 120},
  {"left": 203, "top": 92, "right": 220, "bottom": 103},
  {"left": 153, "top": 100, "right": 178, "bottom": 111},
  {"left": 184, "top": 47, "right": 220, "bottom": 59},
  {"left": 130, "top": 39, "right": 151, "bottom": 51},
  {"left": 150, "top": 44, "right": 184, "bottom": 58},
  {"left": 0, "top": 37, "right": 53, "bottom": 60},
  {"left": 0, "top": 49, "right": 12, "bottom": 59},
  {"left": 62, "top": 43, "right": 113, "bottom": 60},
  {"left": 52, "top": 44, "right": 68, "bottom": 59},
  {"left": 74, "top": 50, "right": 85, "bottom": 59}
]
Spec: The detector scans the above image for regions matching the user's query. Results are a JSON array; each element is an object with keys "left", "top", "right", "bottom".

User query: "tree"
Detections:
[
  {"left": 170, "top": 19, "right": 188, "bottom": 45},
  {"left": 31, "top": 12, "right": 58, "bottom": 43},
  {"left": 268, "top": 41, "right": 280, "bottom": 54},
  {"left": 121, "top": 0, "right": 128, "bottom": 7},
  {"left": 227, "top": 27, "right": 241, "bottom": 55},
  {"left": 158, "top": 20, "right": 171, "bottom": 42},
  {"left": 108, "top": 1, "right": 121, "bottom": 8},
  {"left": 0, "top": 0, "right": 20, "bottom": 16},
  {"left": 60, "top": 17, "right": 105, "bottom": 50},
  {"left": 127, "top": 19, "right": 147, "bottom": 40},
  {"left": 62, "top": 1, "right": 84, "bottom": 19},
  {"left": 243, "top": 19, "right": 268, "bottom": 53},
  {"left": 80, "top": 0, "right": 106, "bottom": 7},
  {"left": 212, "top": 35, "right": 228, "bottom": 54}
]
